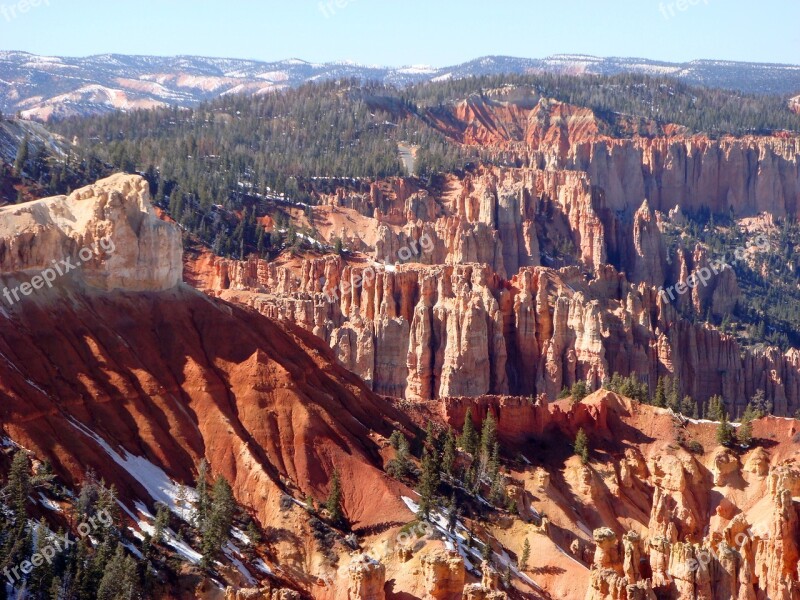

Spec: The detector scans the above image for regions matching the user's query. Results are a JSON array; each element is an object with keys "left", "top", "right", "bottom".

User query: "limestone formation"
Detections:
[
  {"left": 421, "top": 550, "right": 466, "bottom": 600},
  {"left": 347, "top": 554, "right": 386, "bottom": 600}
]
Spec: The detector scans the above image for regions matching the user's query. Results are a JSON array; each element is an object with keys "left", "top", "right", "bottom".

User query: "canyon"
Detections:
[
  {"left": 189, "top": 96, "right": 800, "bottom": 419},
  {"left": 0, "top": 174, "right": 798, "bottom": 599}
]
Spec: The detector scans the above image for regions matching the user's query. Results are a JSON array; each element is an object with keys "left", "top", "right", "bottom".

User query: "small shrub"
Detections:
[
  {"left": 574, "top": 428, "right": 590, "bottom": 464},
  {"left": 687, "top": 441, "right": 704, "bottom": 455}
]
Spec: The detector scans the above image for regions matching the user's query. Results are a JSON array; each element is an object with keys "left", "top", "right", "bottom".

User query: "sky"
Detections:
[{"left": 0, "top": 0, "right": 797, "bottom": 67}]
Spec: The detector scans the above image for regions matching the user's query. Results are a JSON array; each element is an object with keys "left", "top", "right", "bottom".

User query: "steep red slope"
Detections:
[
  {"left": 0, "top": 176, "right": 415, "bottom": 599},
  {"left": 0, "top": 286, "right": 411, "bottom": 530}
]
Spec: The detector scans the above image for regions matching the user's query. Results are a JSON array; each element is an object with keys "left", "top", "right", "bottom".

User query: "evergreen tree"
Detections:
[
  {"left": 749, "top": 389, "right": 772, "bottom": 417},
  {"left": 716, "top": 412, "right": 736, "bottom": 446},
  {"left": 458, "top": 408, "right": 480, "bottom": 457},
  {"left": 707, "top": 395, "right": 726, "bottom": 421},
  {"left": 194, "top": 459, "right": 210, "bottom": 529},
  {"left": 520, "top": 538, "right": 530, "bottom": 571},
  {"left": 479, "top": 412, "right": 497, "bottom": 458},
  {"left": 681, "top": 396, "right": 699, "bottom": 419},
  {"left": 96, "top": 545, "right": 140, "bottom": 600},
  {"left": 387, "top": 431, "right": 412, "bottom": 480},
  {"left": 324, "top": 470, "right": 344, "bottom": 527},
  {"left": 570, "top": 380, "right": 589, "bottom": 403},
  {"left": 153, "top": 502, "right": 170, "bottom": 544},
  {"left": 7, "top": 451, "right": 31, "bottom": 523},
  {"left": 667, "top": 376, "right": 682, "bottom": 412},
  {"left": 653, "top": 377, "right": 667, "bottom": 408},
  {"left": 446, "top": 495, "right": 458, "bottom": 533},
  {"left": 416, "top": 449, "right": 440, "bottom": 519},
  {"left": 29, "top": 518, "right": 55, "bottom": 596},
  {"left": 574, "top": 429, "right": 590, "bottom": 464},
  {"left": 737, "top": 411, "right": 754, "bottom": 446},
  {"left": 481, "top": 538, "right": 492, "bottom": 563},
  {"left": 14, "top": 135, "right": 29, "bottom": 175},
  {"left": 201, "top": 476, "right": 236, "bottom": 565},
  {"left": 441, "top": 428, "right": 457, "bottom": 478}
]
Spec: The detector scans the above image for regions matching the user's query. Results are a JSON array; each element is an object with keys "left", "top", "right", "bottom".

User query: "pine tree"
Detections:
[
  {"left": 96, "top": 545, "right": 140, "bottom": 600},
  {"left": 574, "top": 429, "right": 590, "bottom": 464},
  {"left": 325, "top": 470, "right": 344, "bottom": 526},
  {"left": 29, "top": 518, "right": 54, "bottom": 596},
  {"left": 667, "top": 376, "right": 682, "bottom": 412},
  {"left": 653, "top": 377, "right": 667, "bottom": 408},
  {"left": 458, "top": 408, "right": 479, "bottom": 457},
  {"left": 194, "top": 459, "right": 210, "bottom": 529},
  {"left": 737, "top": 410, "right": 754, "bottom": 447},
  {"left": 749, "top": 389, "right": 771, "bottom": 417},
  {"left": 153, "top": 502, "right": 170, "bottom": 544},
  {"left": 520, "top": 538, "right": 530, "bottom": 571},
  {"left": 481, "top": 538, "right": 493, "bottom": 563},
  {"left": 14, "top": 135, "right": 29, "bottom": 175},
  {"left": 441, "top": 428, "right": 457, "bottom": 477},
  {"left": 425, "top": 422, "right": 441, "bottom": 472},
  {"left": 570, "top": 380, "right": 588, "bottom": 403},
  {"left": 387, "top": 432, "right": 412, "bottom": 480},
  {"left": 202, "top": 476, "right": 236, "bottom": 565},
  {"left": 416, "top": 449, "right": 440, "bottom": 519},
  {"left": 446, "top": 495, "right": 458, "bottom": 533},
  {"left": 707, "top": 395, "right": 726, "bottom": 421},
  {"left": 716, "top": 412, "right": 735, "bottom": 446},
  {"left": 480, "top": 412, "right": 497, "bottom": 458},
  {"left": 681, "top": 396, "right": 698, "bottom": 418}
]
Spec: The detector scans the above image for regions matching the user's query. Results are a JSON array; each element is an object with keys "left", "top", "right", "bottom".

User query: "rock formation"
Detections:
[
  {"left": 0, "top": 173, "right": 182, "bottom": 292},
  {"left": 347, "top": 554, "right": 386, "bottom": 600},
  {"left": 420, "top": 550, "right": 465, "bottom": 600}
]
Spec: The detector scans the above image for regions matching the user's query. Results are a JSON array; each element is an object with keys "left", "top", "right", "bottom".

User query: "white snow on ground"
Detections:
[
  {"left": 231, "top": 527, "right": 252, "bottom": 546},
  {"left": 168, "top": 535, "right": 204, "bottom": 564},
  {"left": 68, "top": 418, "right": 198, "bottom": 515},
  {"left": 254, "top": 559, "right": 273, "bottom": 575},
  {"left": 37, "top": 493, "right": 62, "bottom": 512},
  {"left": 134, "top": 500, "right": 204, "bottom": 564},
  {"left": 224, "top": 542, "right": 258, "bottom": 586},
  {"left": 685, "top": 417, "right": 741, "bottom": 427},
  {"left": 121, "top": 540, "right": 144, "bottom": 559},
  {"left": 131, "top": 506, "right": 203, "bottom": 565},
  {"left": 401, "top": 495, "right": 544, "bottom": 592}
]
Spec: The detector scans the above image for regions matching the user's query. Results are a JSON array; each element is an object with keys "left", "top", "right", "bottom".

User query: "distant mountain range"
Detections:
[{"left": 2, "top": 51, "right": 800, "bottom": 120}]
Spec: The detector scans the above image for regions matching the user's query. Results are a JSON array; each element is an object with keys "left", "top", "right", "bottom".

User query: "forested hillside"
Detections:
[{"left": 45, "top": 73, "right": 800, "bottom": 259}]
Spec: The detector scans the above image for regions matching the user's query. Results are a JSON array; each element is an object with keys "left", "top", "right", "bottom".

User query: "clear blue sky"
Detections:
[{"left": 1, "top": 0, "right": 797, "bottom": 66}]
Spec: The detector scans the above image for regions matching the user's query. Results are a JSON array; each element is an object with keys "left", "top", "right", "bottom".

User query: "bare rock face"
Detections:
[
  {"left": 347, "top": 554, "right": 386, "bottom": 600},
  {"left": 760, "top": 479, "right": 800, "bottom": 599},
  {"left": 421, "top": 550, "right": 466, "bottom": 600},
  {"left": 631, "top": 200, "right": 665, "bottom": 288},
  {"left": 198, "top": 250, "right": 800, "bottom": 416},
  {"left": 621, "top": 532, "right": 642, "bottom": 583},
  {"left": 187, "top": 125, "right": 800, "bottom": 417},
  {"left": 592, "top": 528, "right": 622, "bottom": 573},
  {"left": 584, "top": 569, "right": 627, "bottom": 600},
  {"left": 0, "top": 174, "right": 182, "bottom": 293},
  {"left": 711, "top": 449, "right": 741, "bottom": 486},
  {"left": 462, "top": 584, "right": 507, "bottom": 600}
]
